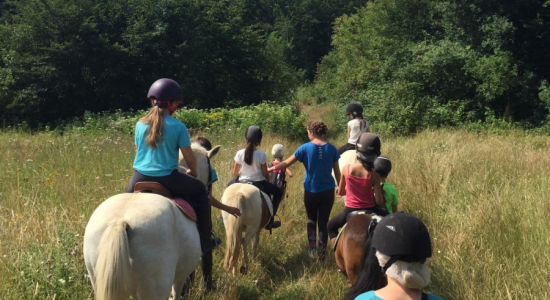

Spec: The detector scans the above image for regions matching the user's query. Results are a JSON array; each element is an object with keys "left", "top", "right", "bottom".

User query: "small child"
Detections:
[
  {"left": 374, "top": 156, "right": 398, "bottom": 214},
  {"left": 268, "top": 144, "right": 293, "bottom": 198}
]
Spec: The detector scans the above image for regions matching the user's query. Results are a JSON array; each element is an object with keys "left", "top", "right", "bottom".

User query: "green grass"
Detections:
[{"left": 0, "top": 127, "right": 548, "bottom": 299}]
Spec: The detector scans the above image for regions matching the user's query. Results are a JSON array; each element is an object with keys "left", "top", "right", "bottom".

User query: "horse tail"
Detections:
[
  {"left": 95, "top": 220, "right": 131, "bottom": 300},
  {"left": 223, "top": 192, "right": 245, "bottom": 273}
]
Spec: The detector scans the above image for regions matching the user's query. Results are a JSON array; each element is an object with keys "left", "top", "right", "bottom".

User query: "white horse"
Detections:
[
  {"left": 221, "top": 183, "right": 273, "bottom": 275},
  {"left": 333, "top": 150, "right": 357, "bottom": 201},
  {"left": 83, "top": 143, "right": 219, "bottom": 300}
]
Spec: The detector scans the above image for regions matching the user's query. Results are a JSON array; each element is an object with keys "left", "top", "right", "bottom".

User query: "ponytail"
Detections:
[
  {"left": 141, "top": 106, "right": 166, "bottom": 148},
  {"left": 358, "top": 157, "right": 374, "bottom": 172},
  {"left": 244, "top": 141, "right": 258, "bottom": 165}
]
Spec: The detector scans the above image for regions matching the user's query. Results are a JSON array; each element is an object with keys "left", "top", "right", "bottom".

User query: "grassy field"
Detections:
[{"left": 0, "top": 126, "right": 548, "bottom": 299}]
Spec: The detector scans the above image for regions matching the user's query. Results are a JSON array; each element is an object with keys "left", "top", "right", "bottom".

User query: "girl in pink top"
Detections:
[{"left": 328, "top": 133, "right": 387, "bottom": 247}]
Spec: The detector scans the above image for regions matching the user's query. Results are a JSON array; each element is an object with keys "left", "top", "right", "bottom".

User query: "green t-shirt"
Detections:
[{"left": 381, "top": 182, "right": 398, "bottom": 214}]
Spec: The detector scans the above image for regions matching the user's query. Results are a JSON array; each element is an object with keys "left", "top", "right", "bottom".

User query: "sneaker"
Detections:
[{"left": 308, "top": 249, "right": 317, "bottom": 259}]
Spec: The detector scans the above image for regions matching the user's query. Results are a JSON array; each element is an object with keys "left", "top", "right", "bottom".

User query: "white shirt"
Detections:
[
  {"left": 347, "top": 118, "right": 369, "bottom": 144},
  {"left": 234, "top": 149, "right": 267, "bottom": 181}
]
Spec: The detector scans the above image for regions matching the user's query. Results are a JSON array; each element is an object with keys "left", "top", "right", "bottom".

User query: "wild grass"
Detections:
[{"left": 0, "top": 127, "right": 548, "bottom": 299}]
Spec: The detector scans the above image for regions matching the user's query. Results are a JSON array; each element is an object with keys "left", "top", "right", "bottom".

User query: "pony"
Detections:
[
  {"left": 334, "top": 212, "right": 380, "bottom": 284},
  {"left": 221, "top": 183, "right": 273, "bottom": 275},
  {"left": 83, "top": 142, "right": 219, "bottom": 300}
]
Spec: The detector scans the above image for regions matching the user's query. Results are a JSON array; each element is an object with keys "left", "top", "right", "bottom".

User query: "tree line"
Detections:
[{"left": 1, "top": 0, "right": 549, "bottom": 133}]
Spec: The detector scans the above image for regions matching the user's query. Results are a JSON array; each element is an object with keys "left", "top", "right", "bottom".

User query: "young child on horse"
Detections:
[
  {"left": 374, "top": 156, "right": 398, "bottom": 214},
  {"left": 328, "top": 132, "right": 388, "bottom": 248},
  {"left": 124, "top": 78, "right": 216, "bottom": 289},
  {"left": 228, "top": 126, "right": 283, "bottom": 230},
  {"left": 268, "top": 121, "right": 341, "bottom": 260},
  {"left": 338, "top": 103, "right": 370, "bottom": 154},
  {"left": 343, "top": 212, "right": 444, "bottom": 300},
  {"left": 268, "top": 144, "right": 294, "bottom": 198}
]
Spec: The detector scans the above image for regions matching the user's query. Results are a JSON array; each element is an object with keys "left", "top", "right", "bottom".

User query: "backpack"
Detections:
[{"left": 268, "top": 162, "right": 286, "bottom": 190}]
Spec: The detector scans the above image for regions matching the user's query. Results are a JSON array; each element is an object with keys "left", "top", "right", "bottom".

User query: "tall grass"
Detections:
[{"left": 0, "top": 127, "right": 548, "bottom": 299}]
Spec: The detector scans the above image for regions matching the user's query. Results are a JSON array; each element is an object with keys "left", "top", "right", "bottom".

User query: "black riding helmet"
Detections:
[
  {"left": 372, "top": 212, "right": 432, "bottom": 273},
  {"left": 374, "top": 156, "right": 392, "bottom": 177},
  {"left": 345, "top": 103, "right": 363, "bottom": 116},
  {"left": 356, "top": 132, "right": 381, "bottom": 163},
  {"left": 245, "top": 125, "right": 262, "bottom": 144},
  {"left": 147, "top": 78, "right": 182, "bottom": 103}
]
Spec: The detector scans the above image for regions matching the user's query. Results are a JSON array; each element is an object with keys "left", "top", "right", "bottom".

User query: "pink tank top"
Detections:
[{"left": 345, "top": 166, "right": 375, "bottom": 208}]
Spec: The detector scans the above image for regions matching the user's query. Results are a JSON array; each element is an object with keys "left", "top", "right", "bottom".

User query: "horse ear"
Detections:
[{"left": 208, "top": 145, "right": 221, "bottom": 159}]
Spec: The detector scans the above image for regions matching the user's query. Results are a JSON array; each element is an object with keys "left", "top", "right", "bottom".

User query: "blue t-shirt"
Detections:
[
  {"left": 294, "top": 142, "right": 340, "bottom": 193},
  {"left": 355, "top": 291, "right": 444, "bottom": 300},
  {"left": 133, "top": 115, "right": 191, "bottom": 176},
  {"left": 211, "top": 166, "right": 218, "bottom": 183}
]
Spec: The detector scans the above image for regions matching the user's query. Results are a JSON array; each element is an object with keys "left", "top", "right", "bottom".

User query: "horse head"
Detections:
[{"left": 179, "top": 143, "right": 221, "bottom": 186}]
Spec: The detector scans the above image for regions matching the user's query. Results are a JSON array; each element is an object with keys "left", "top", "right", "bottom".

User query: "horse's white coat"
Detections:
[
  {"left": 83, "top": 143, "right": 219, "bottom": 300},
  {"left": 333, "top": 150, "right": 357, "bottom": 202},
  {"left": 221, "top": 183, "right": 272, "bottom": 275}
]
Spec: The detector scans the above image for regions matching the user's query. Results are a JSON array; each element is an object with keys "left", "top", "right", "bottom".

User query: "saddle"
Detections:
[
  {"left": 333, "top": 212, "right": 383, "bottom": 251},
  {"left": 133, "top": 181, "right": 197, "bottom": 222}
]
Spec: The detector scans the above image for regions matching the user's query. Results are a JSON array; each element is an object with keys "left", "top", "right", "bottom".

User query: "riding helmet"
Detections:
[
  {"left": 345, "top": 103, "right": 363, "bottom": 116},
  {"left": 372, "top": 212, "right": 432, "bottom": 271},
  {"left": 356, "top": 132, "right": 381, "bottom": 163},
  {"left": 374, "top": 156, "right": 392, "bottom": 177},
  {"left": 245, "top": 125, "right": 263, "bottom": 144},
  {"left": 272, "top": 144, "right": 284, "bottom": 158},
  {"left": 147, "top": 78, "right": 182, "bottom": 103}
]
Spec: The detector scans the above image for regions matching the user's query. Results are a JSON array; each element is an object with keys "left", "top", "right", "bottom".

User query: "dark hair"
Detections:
[
  {"left": 308, "top": 120, "right": 328, "bottom": 136},
  {"left": 195, "top": 137, "right": 212, "bottom": 151},
  {"left": 342, "top": 232, "right": 387, "bottom": 300},
  {"left": 357, "top": 156, "right": 375, "bottom": 172}
]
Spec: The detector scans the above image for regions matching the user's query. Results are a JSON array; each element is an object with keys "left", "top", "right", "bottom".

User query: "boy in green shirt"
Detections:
[{"left": 374, "top": 156, "right": 399, "bottom": 214}]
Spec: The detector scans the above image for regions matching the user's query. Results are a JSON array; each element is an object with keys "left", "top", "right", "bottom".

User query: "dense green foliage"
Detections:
[
  {"left": 305, "top": 0, "right": 550, "bottom": 134},
  {"left": 0, "top": 0, "right": 365, "bottom": 126},
  {"left": 63, "top": 103, "right": 307, "bottom": 140}
]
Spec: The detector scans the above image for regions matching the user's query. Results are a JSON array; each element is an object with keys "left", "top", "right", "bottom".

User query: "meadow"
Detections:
[{"left": 0, "top": 110, "right": 549, "bottom": 299}]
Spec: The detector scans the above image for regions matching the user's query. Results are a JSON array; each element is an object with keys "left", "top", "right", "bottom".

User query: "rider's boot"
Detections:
[{"left": 202, "top": 251, "right": 216, "bottom": 291}]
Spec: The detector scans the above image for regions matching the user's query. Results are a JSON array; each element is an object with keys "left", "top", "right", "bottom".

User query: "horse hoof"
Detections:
[{"left": 240, "top": 266, "right": 248, "bottom": 275}]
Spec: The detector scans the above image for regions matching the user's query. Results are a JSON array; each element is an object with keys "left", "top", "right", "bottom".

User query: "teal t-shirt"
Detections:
[
  {"left": 382, "top": 182, "right": 399, "bottom": 213},
  {"left": 133, "top": 115, "right": 191, "bottom": 176},
  {"left": 355, "top": 291, "right": 444, "bottom": 300},
  {"left": 293, "top": 142, "right": 340, "bottom": 193}
]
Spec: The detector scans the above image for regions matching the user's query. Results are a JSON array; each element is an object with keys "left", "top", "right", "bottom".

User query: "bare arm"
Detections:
[
  {"left": 232, "top": 162, "right": 241, "bottom": 176},
  {"left": 285, "top": 167, "right": 293, "bottom": 177},
  {"left": 180, "top": 146, "right": 197, "bottom": 177},
  {"left": 392, "top": 204, "right": 398, "bottom": 213},
  {"left": 268, "top": 155, "right": 298, "bottom": 172},
  {"left": 346, "top": 125, "right": 351, "bottom": 139},
  {"left": 261, "top": 163, "right": 270, "bottom": 181},
  {"left": 333, "top": 161, "right": 341, "bottom": 186},
  {"left": 371, "top": 172, "right": 385, "bottom": 207},
  {"left": 209, "top": 192, "right": 241, "bottom": 217},
  {"left": 336, "top": 165, "right": 347, "bottom": 197}
]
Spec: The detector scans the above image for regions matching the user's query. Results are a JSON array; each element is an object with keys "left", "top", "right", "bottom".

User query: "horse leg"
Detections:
[
  {"left": 240, "top": 227, "right": 256, "bottom": 274},
  {"left": 252, "top": 231, "right": 261, "bottom": 258}
]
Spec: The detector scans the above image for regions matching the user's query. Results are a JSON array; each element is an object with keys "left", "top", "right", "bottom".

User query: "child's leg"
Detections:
[
  {"left": 304, "top": 190, "right": 319, "bottom": 251},
  {"left": 316, "top": 189, "right": 335, "bottom": 260}
]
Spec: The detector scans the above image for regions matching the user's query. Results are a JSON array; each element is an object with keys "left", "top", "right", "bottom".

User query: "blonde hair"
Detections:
[
  {"left": 140, "top": 106, "right": 166, "bottom": 148},
  {"left": 376, "top": 251, "right": 431, "bottom": 289}
]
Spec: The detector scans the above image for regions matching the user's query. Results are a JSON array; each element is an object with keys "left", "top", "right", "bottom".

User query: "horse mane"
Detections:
[{"left": 191, "top": 142, "right": 208, "bottom": 155}]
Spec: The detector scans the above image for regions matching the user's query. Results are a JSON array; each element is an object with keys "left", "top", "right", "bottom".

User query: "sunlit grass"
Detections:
[{"left": 0, "top": 128, "right": 548, "bottom": 299}]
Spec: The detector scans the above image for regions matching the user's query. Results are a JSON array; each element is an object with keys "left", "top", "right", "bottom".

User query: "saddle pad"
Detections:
[
  {"left": 173, "top": 198, "right": 197, "bottom": 222},
  {"left": 259, "top": 193, "right": 273, "bottom": 229},
  {"left": 333, "top": 223, "right": 348, "bottom": 252}
]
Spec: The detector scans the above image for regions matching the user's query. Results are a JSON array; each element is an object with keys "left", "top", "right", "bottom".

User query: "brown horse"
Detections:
[{"left": 334, "top": 213, "right": 381, "bottom": 284}]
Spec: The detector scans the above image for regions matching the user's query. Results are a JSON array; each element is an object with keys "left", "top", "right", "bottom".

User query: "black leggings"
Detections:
[
  {"left": 304, "top": 189, "right": 335, "bottom": 251},
  {"left": 327, "top": 206, "right": 389, "bottom": 239},
  {"left": 227, "top": 179, "right": 283, "bottom": 216},
  {"left": 125, "top": 170, "right": 213, "bottom": 253}
]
